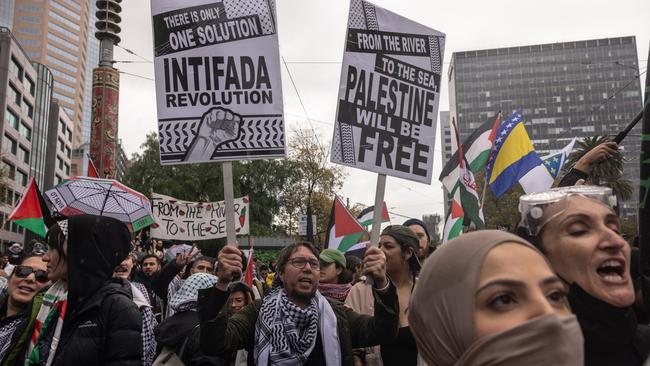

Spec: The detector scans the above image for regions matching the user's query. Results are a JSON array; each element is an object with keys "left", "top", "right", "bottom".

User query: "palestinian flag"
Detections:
[
  {"left": 356, "top": 202, "right": 390, "bottom": 227},
  {"left": 452, "top": 118, "right": 485, "bottom": 230},
  {"left": 325, "top": 196, "right": 365, "bottom": 252},
  {"left": 442, "top": 189, "right": 464, "bottom": 243},
  {"left": 243, "top": 248, "right": 254, "bottom": 287},
  {"left": 440, "top": 113, "right": 502, "bottom": 192},
  {"left": 8, "top": 177, "right": 53, "bottom": 238},
  {"left": 86, "top": 154, "right": 99, "bottom": 178}
]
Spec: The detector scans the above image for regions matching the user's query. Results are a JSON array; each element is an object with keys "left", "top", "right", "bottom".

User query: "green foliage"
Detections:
[
  {"left": 254, "top": 249, "right": 280, "bottom": 266},
  {"left": 124, "top": 129, "right": 345, "bottom": 242},
  {"left": 475, "top": 170, "right": 524, "bottom": 230}
]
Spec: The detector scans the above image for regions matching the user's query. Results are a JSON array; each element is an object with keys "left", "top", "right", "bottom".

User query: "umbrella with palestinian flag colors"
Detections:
[{"left": 8, "top": 177, "right": 54, "bottom": 238}]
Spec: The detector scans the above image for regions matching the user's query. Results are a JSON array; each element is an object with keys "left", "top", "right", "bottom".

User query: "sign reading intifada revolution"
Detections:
[
  {"left": 331, "top": 0, "right": 445, "bottom": 184},
  {"left": 150, "top": 193, "right": 250, "bottom": 241},
  {"left": 150, "top": 0, "right": 285, "bottom": 165}
]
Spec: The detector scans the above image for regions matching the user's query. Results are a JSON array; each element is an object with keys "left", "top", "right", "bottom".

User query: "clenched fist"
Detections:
[
  {"left": 215, "top": 244, "right": 243, "bottom": 291},
  {"left": 185, "top": 107, "right": 242, "bottom": 162},
  {"left": 363, "top": 246, "right": 388, "bottom": 290}
]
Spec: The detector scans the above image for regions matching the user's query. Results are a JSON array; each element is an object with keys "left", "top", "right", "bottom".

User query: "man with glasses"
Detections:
[{"left": 197, "top": 242, "right": 399, "bottom": 365}]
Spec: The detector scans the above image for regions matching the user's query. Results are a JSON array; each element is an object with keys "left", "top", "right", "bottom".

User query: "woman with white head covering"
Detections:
[{"left": 409, "top": 230, "right": 583, "bottom": 365}]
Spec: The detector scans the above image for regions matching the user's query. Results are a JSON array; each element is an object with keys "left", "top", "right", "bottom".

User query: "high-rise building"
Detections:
[
  {"left": 11, "top": 0, "right": 91, "bottom": 149},
  {"left": 439, "top": 111, "right": 452, "bottom": 164},
  {"left": 448, "top": 36, "right": 642, "bottom": 219},
  {"left": 44, "top": 101, "right": 73, "bottom": 190},
  {"left": 0, "top": 0, "right": 14, "bottom": 29},
  {"left": 30, "top": 61, "right": 53, "bottom": 188},
  {"left": 0, "top": 27, "right": 37, "bottom": 247},
  {"left": 83, "top": 1, "right": 99, "bottom": 145}
]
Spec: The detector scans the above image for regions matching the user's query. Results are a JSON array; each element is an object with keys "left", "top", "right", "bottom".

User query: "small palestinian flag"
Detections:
[
  {"left": 8, "top": 177, "right": 53, "bottom": 238},
  {"left": 356, "top": 202, "right": 390, "bottom": 227},
  {"left": 325, "top": 196, "right": 365, "bottom": 252}
]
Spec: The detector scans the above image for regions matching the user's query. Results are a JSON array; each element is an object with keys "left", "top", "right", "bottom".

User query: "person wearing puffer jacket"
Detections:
[{"left": 25, "top": 216, "right": 142, "bottom": 366}]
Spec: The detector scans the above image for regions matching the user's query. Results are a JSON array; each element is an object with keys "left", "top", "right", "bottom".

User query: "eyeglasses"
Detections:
[
  {"left": 287, "top": 257, "right": 320, "bottom": 270},
  {"left": 14, "top": 265, "right": 49, "bottom": 283}
]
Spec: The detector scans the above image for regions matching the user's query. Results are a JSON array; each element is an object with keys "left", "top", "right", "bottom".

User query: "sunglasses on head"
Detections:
[{"left": 14, "top": 265, "right": 49, "bottom": 283}]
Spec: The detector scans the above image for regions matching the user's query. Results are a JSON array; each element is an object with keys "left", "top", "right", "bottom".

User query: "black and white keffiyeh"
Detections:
[
  {"left": 0, "top": 317, "right": 22, "bottom": 361},
  {"left": 168, "top": 273, "right": 217, "bottom": 313},
  {"left": 254, "top": 289, "right": 341, "bottom": 365}
]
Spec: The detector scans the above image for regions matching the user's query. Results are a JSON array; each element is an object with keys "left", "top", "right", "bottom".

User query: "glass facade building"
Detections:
[
  {"left": 448, "top": 36, "right": 643, "bottom": 219},
  {"left": 0, "top": 0, "right": 14, "bottom": 29},
  {"left": 30, "top": 61, "right": 53, "bottom": 188}
]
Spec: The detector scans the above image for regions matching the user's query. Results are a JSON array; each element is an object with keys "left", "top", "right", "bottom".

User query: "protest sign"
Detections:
[
  {"left": 150, "top": 193, "right": 250, "bottom": 241},
  {"left": 331, "top": 0, "right": 445, "bottom": 184},
  {"left": 151, "top": 0, "right": 285, "bottom": 164}
]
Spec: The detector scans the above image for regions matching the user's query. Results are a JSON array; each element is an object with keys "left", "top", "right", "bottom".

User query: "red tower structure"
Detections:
[{"left": 90, "top": 0, "right": 121, "bottom": 178}]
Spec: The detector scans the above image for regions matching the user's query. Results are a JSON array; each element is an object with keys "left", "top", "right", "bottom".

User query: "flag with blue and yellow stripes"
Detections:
[{"left": 486, "top": 111, "right": 544, "bottom": 198}]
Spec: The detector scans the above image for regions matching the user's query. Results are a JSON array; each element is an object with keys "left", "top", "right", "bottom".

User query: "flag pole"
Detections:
[
  {"left": 480, "top": 175, "right": 488, "bottom": 209},
  {"left": 369, "top": 174, "right": 387, "bottom": 247},
  {"left": 223, "top": 162, "right": 237, "bottom": 246}
]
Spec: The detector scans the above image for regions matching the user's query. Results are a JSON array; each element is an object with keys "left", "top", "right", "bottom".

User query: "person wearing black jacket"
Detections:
[
  {"left": 151, "top": 253, "right": 214, "bottom": 318},
  {"left": 518, "top": 186, "right": 650, "bottom": 365},
  {"left": 155, "top": 272, "right": 232, "bottom": 365},
  {"left": 27, "top": 215, "right": 142, "bottom": 365}
]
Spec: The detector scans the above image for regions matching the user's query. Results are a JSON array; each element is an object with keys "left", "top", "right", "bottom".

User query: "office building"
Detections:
[
  {"left": 30, "top": 61, "right": 53, "bottom": 188},
  {"left": 44, "top": 100, "right": 72, "bottom": 189},
  {"left": 11, "top": 0, "right": 92, "bottom": 148},
  {"left": 439, "top": 111, "right": 452, "bottom": 164},
  {"left": 0, "top": 1, "right": 14, "bottom": 29},
  {"left": 448, "top": 36, "right": 643, "bottom": 219},
  {"left": 0, "top": 27, "right": 37, "bottom": 247}
]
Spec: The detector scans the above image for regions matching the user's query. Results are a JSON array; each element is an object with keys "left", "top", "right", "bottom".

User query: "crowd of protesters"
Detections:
[{"left": 0, "top": 141, "right": 648, "bottom": 365}]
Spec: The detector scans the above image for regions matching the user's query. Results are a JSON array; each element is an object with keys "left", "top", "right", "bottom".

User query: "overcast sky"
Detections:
[{"left": 114, "top": 0, "right": 650, "bottom": 226}]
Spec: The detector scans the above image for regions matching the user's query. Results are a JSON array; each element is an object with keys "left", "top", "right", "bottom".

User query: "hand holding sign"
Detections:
[{"left": 186, "top": 107, "right": 242, "bottom": 161}]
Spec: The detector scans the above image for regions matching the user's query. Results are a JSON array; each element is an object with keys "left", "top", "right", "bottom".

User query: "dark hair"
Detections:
[
  {"left": 45, "top": 223, "right": 66, "bottom": 270},
  {"left": 276, "top": 242, "right": 319, "bottom": 276},
  {"left": 141, "top": 254, "right": 160, "bottom": 265},
  {"left": 182, "top": 256, "right": 215, "bottom": 278},
  {"left": 336, "top": 262, "right": 354, "bottom": 284},
  {"left": 515, "top": 226, "right": 546, "bottom": 254},
  {"left": 381, "top": 225, "right": 421, "bottom": 275},
  {"left": 259, "top": 264, "right": 269, "bottom": 271}
]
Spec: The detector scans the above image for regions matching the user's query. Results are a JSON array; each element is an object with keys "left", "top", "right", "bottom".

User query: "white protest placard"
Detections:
[
  {"left": 151, "top": 0, "right": 285, "bottom": 165},
  {"left": 150, "top": 193, "right": 250, "bottom": 241},
  {"left": 331, "top": 0, "right": 445, "bottom": 184}
]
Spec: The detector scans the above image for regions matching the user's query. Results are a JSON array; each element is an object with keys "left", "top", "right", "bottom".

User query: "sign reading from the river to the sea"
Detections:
[
  {"left": 150, "top": 193, "right": 250, "bottom": 240},
  {"left": 331, "top": 0, "right": 445, "bottom": 184},
  {"left": 151, "top": 0, "right": 285, "bottom": 164}
]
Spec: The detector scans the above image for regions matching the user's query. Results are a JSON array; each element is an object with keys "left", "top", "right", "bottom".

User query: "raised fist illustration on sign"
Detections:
[{"left": 185, "top": 107, "right": 242, "bottom": 162}]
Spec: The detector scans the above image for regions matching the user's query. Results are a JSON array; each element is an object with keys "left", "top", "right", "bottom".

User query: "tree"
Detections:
[
  {"left": 563, "top": 135, "right": 634, "bottom": 200},
  {"left": 123, "top": 132, "right": 298, "bottom": 236},
  {"left": 473, "top": 170, "right": 523, "bottom": 231},
  {"left": 277, "top": 128, "right": 346, "bottom": 241}
]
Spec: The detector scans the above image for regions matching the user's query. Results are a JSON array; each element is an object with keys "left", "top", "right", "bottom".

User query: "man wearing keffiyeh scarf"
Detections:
[{"left": 197, "top": 242, "right": 400, "bottom": 366}]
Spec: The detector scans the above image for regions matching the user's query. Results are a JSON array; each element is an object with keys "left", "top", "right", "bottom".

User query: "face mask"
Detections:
[{"left": 455, "top": 314, "right": 584, "bottom": 366}]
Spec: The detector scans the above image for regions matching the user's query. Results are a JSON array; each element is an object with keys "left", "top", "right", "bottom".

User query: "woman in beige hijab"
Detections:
[{"left": 409, "top": 230, "right": 584, "bottom": 365}]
